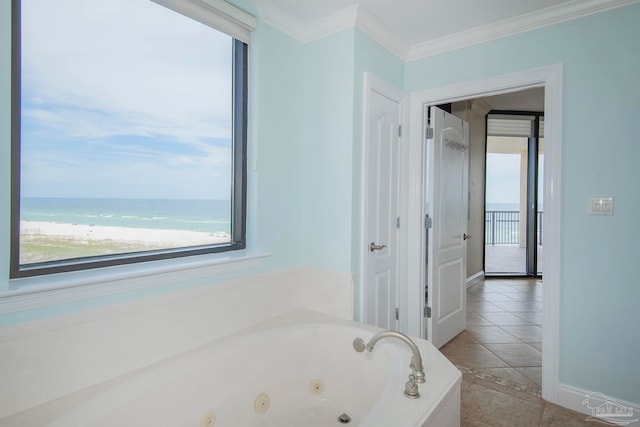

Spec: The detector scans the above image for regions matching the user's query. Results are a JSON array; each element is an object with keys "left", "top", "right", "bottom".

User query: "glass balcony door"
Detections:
[{"left": 484, "top": 113, "right": 543, "bottom": 276}]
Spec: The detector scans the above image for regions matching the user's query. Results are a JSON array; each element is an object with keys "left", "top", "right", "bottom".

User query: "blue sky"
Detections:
[
  {"left": 486, "top": 153, "right": 520, "bottom": 205},
  {"left": 486, "top": 152, "right": 544, "bottom": 208},
  {"left": 20, "top": 0, "right": 233, "bottom": 200}
]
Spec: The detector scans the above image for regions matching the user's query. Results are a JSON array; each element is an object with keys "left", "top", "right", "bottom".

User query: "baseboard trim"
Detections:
[
  {"left": 558, "top": 383, "right": 640, "bottom": 424},
  {"left": 466, "top": 271, "right": 485, "bottom": 288}
]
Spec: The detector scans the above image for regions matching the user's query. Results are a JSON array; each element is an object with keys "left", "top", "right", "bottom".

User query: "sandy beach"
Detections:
[
  {"left": 21, "top": 221, "right": 230, "bottom": 246},
  {"left": 20, "top": 221, "right": 231, "bottom": 264}
]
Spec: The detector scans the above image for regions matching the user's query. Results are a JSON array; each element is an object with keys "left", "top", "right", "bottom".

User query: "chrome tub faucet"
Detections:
[{"left": 353, "top": 330, "right": 426, "bottom": 398}]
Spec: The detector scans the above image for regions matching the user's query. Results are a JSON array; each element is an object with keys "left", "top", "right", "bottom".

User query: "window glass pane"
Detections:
[{"left": 19, "top": 0, "right": 235, "bottom": 267}]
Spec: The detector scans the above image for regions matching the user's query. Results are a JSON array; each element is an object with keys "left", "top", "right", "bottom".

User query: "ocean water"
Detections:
[
  {"left": 21, "top": 197, "right": 231, "bottom": 234},
  {"left": 486, "top": 202, "right": 519, "bottom": 212},
  {"left": 486, "top": 203, "right": 544, "bottom": 212}
]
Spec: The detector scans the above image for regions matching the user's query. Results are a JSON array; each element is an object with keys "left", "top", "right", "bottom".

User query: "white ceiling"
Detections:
[
  {"left": 257, "top": 0, "right": 638, "bottom": 60},
  {"left": 482, "top": 87, "right": 545, "bottom": 112}
]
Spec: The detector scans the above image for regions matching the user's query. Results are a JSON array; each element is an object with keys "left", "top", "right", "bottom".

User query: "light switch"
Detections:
[{"left": 589, "top": 197, "right": 614, "bottom": 215}]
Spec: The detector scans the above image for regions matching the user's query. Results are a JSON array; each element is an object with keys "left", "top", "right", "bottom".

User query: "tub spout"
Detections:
[{"left": 353, "top": 330, "right": 426, "bottom": 386}]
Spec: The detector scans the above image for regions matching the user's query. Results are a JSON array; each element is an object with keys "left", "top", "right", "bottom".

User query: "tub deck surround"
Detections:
[
  {"left": 0, "top": 267, "right": 353, "bottom": 419},
  {"left": 0, "top": 310, "right": 462, "bottom": 427}
]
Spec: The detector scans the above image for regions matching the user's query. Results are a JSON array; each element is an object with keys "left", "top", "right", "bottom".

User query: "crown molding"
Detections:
[
  {"left": 257, "top": 0, "right": 639, "bottom": 61},
  {"left": 256, "top": 0, "right": 359, "bottom": 43},
  {"left": 406, "top": 0, "right": 640, "bottom": 61},
  {"left": 256, "top": 1, "right": 406, "bottom": 58},
  {"left": 307, "top": 5, "right": 359, "bottom": 43},
  {"left": 255, "top": 0, "right": 309, "bottom": 42},
  {"left": 353, "top": 5, "right": 407, "bottom": 59}
]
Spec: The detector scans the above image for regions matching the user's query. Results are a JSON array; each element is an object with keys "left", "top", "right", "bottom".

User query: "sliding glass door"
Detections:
[{"left": 484, "top": 112, "right": 543, "bottom": 276}]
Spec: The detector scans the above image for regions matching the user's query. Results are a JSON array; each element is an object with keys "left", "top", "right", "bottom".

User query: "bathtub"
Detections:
[{"left": 0, "top": 310, "right": 461, "bottom": 426}]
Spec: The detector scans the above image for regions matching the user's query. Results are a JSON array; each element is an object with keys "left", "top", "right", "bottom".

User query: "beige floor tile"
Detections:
[
  {"left": 475, "top": 367, "right": 538, "bottom": 388},
  {"left": 477, "top": 292, "right": 518, "bottom": 302},
  {"left": 472, "top": 377, "right": 543, "bottom": 405},
  {"left": 467, "top": 313, "right": 492, "bottom": 326},
  {"left": 483, "top": 343, "right": 542, "bottom": 367},
  {"left": 461, "top": 383, "right": 543, "bottom": 427},
  {"left": 503, "top": 279, "right": 538, "bottom": 287},
  {"left": 527, "top": 342, "right": 542, "bottom": 352},
  {"left": 539, "top": 402, "right": 591, "bottom": 426},
  {"left": 467, "top": 301, "right": 504, "bottom": 313},
  {"left": 500, "top": 325, "right": 543, "bottom": 342},
  {"left": 482, "top": 284, "right": 519, "bottom": 292},
  {"left": 490, "top": 300, "right": 542, "bottom": 312},
  {"left": 446, "top": 330, "right": 479, "bottom": 345},
  {"left": 500, "top": 292, "right": 539, "bottom": 302},
  {"left": 467, "top": 293, "right": 487, "bottom": 302},
  {"left": 440, "top": 343, "right": 509, "bottom": 369},
  {"left": 479, "top": 311, "right": 536, "bottom": 326},
  {"left": 461, "top": 376, "right": 474, "bottom": 392},
  {"left": 466, "top": 326, "right": 521, "bottom": 344},
  {"left": 513, "top": 311, "right": 543, "bottom": 324},
  {"left": 516, "top": 367, "right": 543, "bottom": 388}
]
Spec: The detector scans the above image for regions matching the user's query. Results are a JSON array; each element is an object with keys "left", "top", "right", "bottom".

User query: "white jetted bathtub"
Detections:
[{"left": 0, "top": 310, "right": 461, "bottom": 426}]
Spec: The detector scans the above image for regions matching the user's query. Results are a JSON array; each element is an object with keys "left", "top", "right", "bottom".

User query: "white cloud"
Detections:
[
  {"left": 20, "top": 0, "right": 236, "bottom": 199},
  {"left": 486, "top": 153, "right": 521, "bottom": 204},
  {"left": 22, "top": 0, "right": 233, "bottom": 143}
]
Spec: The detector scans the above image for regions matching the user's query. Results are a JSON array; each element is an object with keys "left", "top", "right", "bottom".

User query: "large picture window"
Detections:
[{"left": 11, "top": 0, "right": 248, "bottom": 278}]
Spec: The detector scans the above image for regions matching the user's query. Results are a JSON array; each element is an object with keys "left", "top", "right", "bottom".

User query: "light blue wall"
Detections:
[
  {"left": 406, "top": 4, "right": 640, "bottom": 404},
  {"left": 297, "top": 30, "right": 355, "bottom": 271},
  {"left": 252, "top": 23, "right": 305, "bottom": 269},
  {"left": 295, "top": 29, "right": 405, "bottom": 275}
]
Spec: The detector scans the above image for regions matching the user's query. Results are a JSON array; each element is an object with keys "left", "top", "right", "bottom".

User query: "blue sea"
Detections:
[
  {"left": 21, "top": 197, "right": 231, "bottom": 234},
  {"left": 486, "top": 203, "right": 544, "bottom": 212},
  {"left": 486, "top": 202, "right": 519, "bottom": 212}
]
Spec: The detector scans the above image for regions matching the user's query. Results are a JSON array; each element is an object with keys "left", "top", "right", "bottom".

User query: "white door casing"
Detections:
[
  {"left": 426, "top": 106, "right": 469, "bottom": 348},
  {"left": 362, "top": 74, "right": 402, "bottom": 330},
  {"left": 407, "top": 64, "right": 563, "bottom": 404}
]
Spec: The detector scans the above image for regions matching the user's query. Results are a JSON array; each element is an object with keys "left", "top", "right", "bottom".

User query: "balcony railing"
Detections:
[{"left": 485, "top": 210, "right": 543, "bottom": 245}]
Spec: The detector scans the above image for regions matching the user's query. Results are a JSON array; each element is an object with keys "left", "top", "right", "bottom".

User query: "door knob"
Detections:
[
  {"left": 463, "top": 233, "right": 471, "bottom": 240},
  {"left": 369, "top": 242, "right": 387, "bottom": 252}
]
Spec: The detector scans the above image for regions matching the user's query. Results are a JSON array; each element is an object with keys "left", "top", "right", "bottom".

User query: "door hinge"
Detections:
[
  {"left": 396, "top": 217, "right": 400, "bottom": 229},
  {"left": 426, "top": 127, "right": 434, "bottom": 140},
  {"left": 398, "top": 125, "right": 402, "bottom": 137},
  {"left": 425, "top": 215, "right": 432, "bottom": 229},
  {"left": 424, "top": 306, "right": 432, "bottom": 318},
  {"left": 395, "top": 307, "right": 399, "bottom": 321}
]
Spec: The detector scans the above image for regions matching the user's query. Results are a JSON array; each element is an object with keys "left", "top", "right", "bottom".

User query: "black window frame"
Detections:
[{"left": 10, "top": 0, "right": 248, "bottom": 279}]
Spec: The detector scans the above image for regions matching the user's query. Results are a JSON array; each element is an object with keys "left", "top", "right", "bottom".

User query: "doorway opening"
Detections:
[
  {"left": 407, "top": 66, "right": 561, "bottom": 403},
  {"left": 430, "top": 97, "right": 545, "bottom": 396},
  {"left": 485, "top": 111, "right": 544, "bottom": 276}
]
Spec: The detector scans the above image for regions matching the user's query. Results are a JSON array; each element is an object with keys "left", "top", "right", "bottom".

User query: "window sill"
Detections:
[{"left": 1, "top": 252, "right": 271, "bottom": 316}]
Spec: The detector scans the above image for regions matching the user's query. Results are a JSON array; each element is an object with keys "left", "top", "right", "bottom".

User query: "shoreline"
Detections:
[{"left": 20, "top": 221, "right": 231, "bottom": 247}]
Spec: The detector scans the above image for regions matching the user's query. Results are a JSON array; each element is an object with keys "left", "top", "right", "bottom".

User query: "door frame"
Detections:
[
  {"left": 406, "top": 64, "right": 563, "bottom": 404},
  {"left": 360, "top": 72, "right": 404, "bottom": 328}
]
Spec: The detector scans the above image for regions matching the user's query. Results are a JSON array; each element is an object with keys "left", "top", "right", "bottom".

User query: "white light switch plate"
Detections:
[{"left": 589, "top": 196, "right": 614, "bottom": 215}]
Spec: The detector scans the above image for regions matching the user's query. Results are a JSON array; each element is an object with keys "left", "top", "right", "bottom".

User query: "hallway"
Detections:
[{"left": 440, "top": 278, "right": 589, "bottom": 426}]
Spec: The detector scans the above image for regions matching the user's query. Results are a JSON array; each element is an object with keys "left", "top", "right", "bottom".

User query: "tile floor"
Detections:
[{"left": 440, "top": 278, "right": 591, "bottom": 426}]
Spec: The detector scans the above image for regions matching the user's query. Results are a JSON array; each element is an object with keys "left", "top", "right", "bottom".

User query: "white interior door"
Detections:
[
  {"left": 363, "top": 76, "right": 402, "bottom": 330},
  {"left": 426, "top": 106, "right": 469, "bottom": 348}
]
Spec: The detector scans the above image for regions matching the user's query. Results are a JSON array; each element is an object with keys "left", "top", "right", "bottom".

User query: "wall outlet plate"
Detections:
[{"left": 589, "top": 196, "right": 614, "bottom": 216}]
